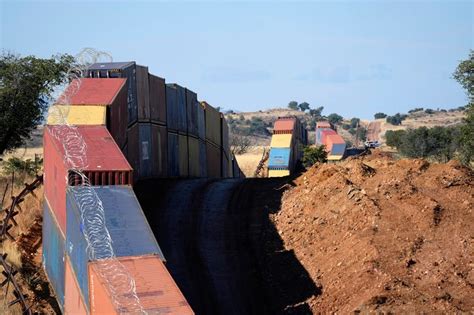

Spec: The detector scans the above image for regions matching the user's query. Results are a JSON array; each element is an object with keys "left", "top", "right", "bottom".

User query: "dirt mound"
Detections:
[{"left": 274, "top": 152, "right": 474, "bottom": 313}]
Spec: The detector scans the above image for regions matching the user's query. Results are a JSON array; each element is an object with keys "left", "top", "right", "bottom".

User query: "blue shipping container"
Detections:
[
  {"left": 268, "top": 148, "right": 291, "bottom": 169},
  {"left": 66, "top": 186, "right": 164, "bottom": 309},
  {"left": 43, "top": 200, "right": 65, "bottom": 310},
  {"left": 331, "top": 143, "right": 346, "bottom": 156},
  {"left": 167, "top": 132, "right": 179, "bottom": 177}
]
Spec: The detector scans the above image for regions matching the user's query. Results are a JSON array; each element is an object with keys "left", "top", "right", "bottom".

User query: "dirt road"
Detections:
[
  {"left": 367, "top": 121, "right": 381, "bottom": 141},
  {"left": 135, "top": 178, "right": 319, "bottom": 315}
]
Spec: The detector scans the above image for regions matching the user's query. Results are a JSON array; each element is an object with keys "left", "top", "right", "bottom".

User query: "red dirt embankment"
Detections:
[{"left": 274, "top": 152, "right": 473, "bottom": 313}]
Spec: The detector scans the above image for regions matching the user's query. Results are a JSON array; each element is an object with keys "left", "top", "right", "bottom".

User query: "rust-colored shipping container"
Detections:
[
  {"left": 188, "top": 136, "right": 200, "bottom": 177},
  {"left": 202, "top": 101, "right": 221, "bottom": 147},
  {"left": 316, "top": 121, "right": 332, "bottom": 129},
  {"left": 149, "top": 74, "right": 166, "bottom": 124},
  {"left": 126, "top": 123, "right": 152, "bottom": 181},
  {"left": 151, "top": 124, "right": 168, "bottom": 177},
  {"left": 206, "top": 140, "right": 221, "bottom": 178},
  {"left": 64, "top": 256, "right": 87, "bottom": 314},
  {"left": 178, "top": 134, "right": 189, "bottom": 177},
  {"left": 136, "top": 65, "right": 150, "bottom": 122},
  {"left": 88, "top": 255, "right": 194, "bottom": 315},
  {"left": 43, "top": 125, "right": 133, "bottom": 233},
  {"left": 273, "top": 117, "right": 296, "bottom": 134},
  {"left": 186, "top": 89, "right": 199, "bottom": 137}
]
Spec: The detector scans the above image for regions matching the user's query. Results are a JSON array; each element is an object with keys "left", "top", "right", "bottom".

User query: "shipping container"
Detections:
[
  {"left": 64, "top": 256, "right": 88, "bottom": 315},
  {"left": 316, "top": 121, "right": 332, "bottom": 129},
  {"left": 56, "top": 78, "right": 128, "bottom": 150},
  {"left": 273, "top": 118, "right": 296, "bottom": 134},
  {"left": 43, "top": 200, "right": 65, "bottom": 311},
  {"left": 47, "top": 105, "right": 106, "bottom": 126},
  {"left": 66, "top": 186, "right": 165, "bottom": 310},
  {"left": 221, "top": 151, "right": 230, "bottom": 178},
  {"left": 87, "top": 62, "right": 137, "bottom": 126},
  {"left": 188, "top": 136, "right": 200, "bottom": 177},
  {"left": 202, "top": 101, "right": 221, "bottom": 147},
  {"left": 197, "top": 102, "right": 206, "bottom": 140},
  {"left": 44, "top": 125, "right": 133, "bottom": 233},
  {"left": 326, "top": 134, "right": 346, "bottom": 156},
  {"left": 167, "top": 132, "right": 179, "bottom": 177},
  {"left": 270, "top": 134, "right": 293, "bottom": 148},
  {"left": 151, "top": 124, "right": 168, "bottom": 177},
  {"left": 89, "top": 255, "right": 194, "bottom": 314},
  {"left": 186, "top": 89, "right": 199, "bottom": 137},
  {"left": 221, "top": 114, "right": 230, "bottom": 158},
  {"left": 199, "top": 139, "right": 207, "bottom": 177},
  {"left": 179, "top": 134, "right": 189, "bottom": 177},
  {"left": 206, "top": 140, "right": 221, "bottom": 178},
  {"left": 166, "top": 84, "right": 187, "bottom": 134},
  {"left": 126, "top": 123, "right": 153, "bottom": 180},
  {"left": 136, "top": 65, "right": 150, "bottom": 121},
  {"left": 268, "top": 169, "right": 290, "bottom": 177},
  {"left": 149, "top": 74, "right": 166, "bottom": 124},
  {"left": 268, "top": 148, "right": 291, "bottom": 169},
  {"left": 321, "top": 129, "right": 337, "bottom": 146}
]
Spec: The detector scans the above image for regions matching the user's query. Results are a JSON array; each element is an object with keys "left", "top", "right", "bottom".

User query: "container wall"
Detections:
[
  {"left": 199, "top": 139, "right": 207, "bottom": 177},
  {"left": 43, "top": 126, "right": 68, "bottom": 234},
  {"left": 139, "top": 123, "right": 152, "bottom": 178},
  {"left": 108, "top": 83, "right": 128, "bottom": 150},
  {"left": 268, "top": 148, "right": 291, "bottom": 169},
  {"left": 149, "top": 74, "right": 166, "bottom": 124},
  {"left": 127, "top": 123, "right": 140, "bottom": 181},
  {"left": 136, "top": 65, "right": 150, "bottom": 121},
  {"left": 56, "top": 78, "right": 126, "bottom": 106},
  {"left": 221, "top": 114, "right": 230, "bottom": 158},
  {"left": 167, "top": 132, "right": 179, "bottom": 177},
  {"left": 330, "top": 143, "right": 346, "bottom": 156},
  {"left": 47, "top": 105, "right": 106, "bottom": 126},
  {"left": 178, "top": 134, "right": 189, "bottom": 177},
  {"left": 89, "top": 256, "right": 194, "bottom": 315},
  {"left": 268, "top": 169, "right": 290, "bottom": 177},
  {"left": 151, "top": 124, "right": 168, "bottom": 177},
  {"left": 188, "top": 136, "right": 200, "bottom": 177},
  {"left": 186, "top": 89, "right": 199, "bottom": 137},
  {"left": 273, "top": 118, "right": 296, "bottom": 134},
  {"left": 166, "top": 85, "right": 178, "bottom": 131},
  {"left": 270, "top": 134, "right": 293, "bottom": 148},
  {"left": 221, "top": 151, "right": 229, "bottom": 178},
  {"left": 64, "top": 256, "right": 88, "bottom": 315},
  {"left": 203, "top": 102, "right": 221, "bottom": 147},
  {"left": 197, "top": 102, "right": 206, "bottom": 140},
  {"left": 175, "top": 84, "right": 187, "bottom": 134},
  {"left": 206, "top": 141, "right": 221, "bottom": 178},
  {"left": 43, "top": 200, "right": 65, "bottom": 310}
]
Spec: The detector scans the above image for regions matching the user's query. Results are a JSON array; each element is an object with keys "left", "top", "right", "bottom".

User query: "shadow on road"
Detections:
[{"left": 135, "top": 177, "right": 320, "bottom": 315}]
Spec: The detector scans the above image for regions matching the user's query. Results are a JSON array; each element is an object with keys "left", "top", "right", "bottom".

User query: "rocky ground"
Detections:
[{"left": 273, "top": 151, "right": 473, "bottom": 313}]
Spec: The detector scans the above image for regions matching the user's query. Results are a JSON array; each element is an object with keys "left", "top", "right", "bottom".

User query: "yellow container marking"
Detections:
[
  {"left": 47, "top": 105, "right": 106, "bottom": 125},
  {"left": 268, "top": 169, "right": 290, "bottom": 177},
  {"left": 270, "top": 134, "right": 293, "bottom": 148}
]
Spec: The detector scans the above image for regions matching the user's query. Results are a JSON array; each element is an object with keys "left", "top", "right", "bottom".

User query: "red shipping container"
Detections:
[
  {"left": 43, "top": 125, "right": 132, "bottom": 233},
  {"left": 56, "top": 78, "right": 128, "bottom": 150},
  {"left": 88, "top": 255, "right": 194, "bottom": 314},
  {"left": 320, "top": 129, "right": 337, "bottom": 147},
  {"left": 64, "top": 256, "right": 88, "bottom": 314},
  {"left": 316, "top": 121, "right": 332, "bottom": 129},
  {"left": 273, "top": 117, "right": 296, "bottom": 134}
]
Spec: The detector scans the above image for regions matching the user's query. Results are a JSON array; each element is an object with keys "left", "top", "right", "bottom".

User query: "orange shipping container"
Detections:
[
  {"left": 64, "top": 256, "right": 88, "bottom": 314},
  {"left": 89, "top": 255, "right": 194, "bottom": 315}
]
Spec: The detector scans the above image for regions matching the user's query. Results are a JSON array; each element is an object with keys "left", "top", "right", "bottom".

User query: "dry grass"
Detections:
[
  {"left": 1, "top": 241, "right": 22, "bottom": 269},
  {"left": 235, "top": 146, "right": 268, "bottom": 177}
]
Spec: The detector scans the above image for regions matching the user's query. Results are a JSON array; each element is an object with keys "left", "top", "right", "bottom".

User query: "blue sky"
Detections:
[{"left": 1, "top": 1, "right": 472, "bottom": 119}]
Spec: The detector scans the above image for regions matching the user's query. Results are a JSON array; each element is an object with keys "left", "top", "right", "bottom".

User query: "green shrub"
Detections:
[{"left": 302, "top": 146, "right": 327, "bottom": 167}]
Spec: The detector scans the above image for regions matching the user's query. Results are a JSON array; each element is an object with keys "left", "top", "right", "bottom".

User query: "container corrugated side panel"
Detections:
[
  {"left": 56, "top": 78, "right": 126, "bottom": 106},
  {"left": 167, "top": 132, "right": 179, "bottom": 177},
  {"left": 203, "top": 102, "right": 221, "bottom": 147},
  {"left": 221, "top": 115, "right": 230, "bottom": 157},
  {"left": 136, "top": 65, "right": 150, "bottom": 121},
  {"left": 127, "top": 124, "right": 140, "bottom": 182},
  {"left": 43, "top": 200, "right": 65, "bottom": 310},
  {"left": 149, "top": 74, "right": 166, "bottom": 124},
  {"left": 188, "top": 136, "right": 200, "bottom": 177},
  {"left": 109, "top": 82, "right": 128, "bottom": 150},
  {"left": 47, "top": 105, "right": 106, "bottom": 125},
  {"left": 197, "top": 102, "right": 205, "bottom": 140},
  {"left": 270, "top": 134, "right": 293, "bottom": 148},
  {"left": 186, "top": 89, "right": 198, "bottom": 137},
  {"left": 330, "top": 143, "right": 346, "bottom": 156},
  {"left": 199, "top": 139, "right": 207, "bottom": 177},
  {"left": 268, "top": 170, "right": 290, "bottom": 177},
  {"left": 176, "top": 85, "right": 187, "bottom": 134},
  {"left": 89, "top": 256, "right": 194, "bottom": 314},
  {"left": 268, "top": 148, "right": 291, "bottom": 169},
  {"left": 166, "top": 85, "right": 178, "bottom": 131},
  {"left": 273, "top": 119, "right": 295, "bottom": 133},
  {"left": 178, "top": 134, "right": 189, "bottom": 177},
  {"left": 139, "top": 123, "right": 152, "bottom": 178},
  {"left": 44, "top": 126, "right": 68, "bottom": 234},
  {"left": 64, "top": 256, "right": 88, "bottom": 314},
  {"left": 151, "top": 124, "right": 168, "bottom": 177},
  {"left": 221, "top": 151, "right": 229, "bottom": 178},
  {"left": 206, "top": 141, "right": 221, "bottom": 178}
]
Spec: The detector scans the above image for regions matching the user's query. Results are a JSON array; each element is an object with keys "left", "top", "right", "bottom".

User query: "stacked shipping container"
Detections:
[{"left": 315, "top": 121, "right": 346, "bottom": 160}]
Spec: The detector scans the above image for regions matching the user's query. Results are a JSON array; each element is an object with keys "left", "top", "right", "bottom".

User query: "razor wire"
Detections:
[{"left": 48, "top": 48, "right": 147, "bottom": 314}]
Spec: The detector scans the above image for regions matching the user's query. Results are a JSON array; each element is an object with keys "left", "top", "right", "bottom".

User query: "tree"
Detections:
[
  {"left": 309, "top": 106, "right": 324, "bottom": 117},
  {"left": 385, "top": 130, "right": 405, "bottom": 148},
  {"left": 350, "top": 117, "right": 360, "bottom": 128},
  {"left": 459, "top": 104, "right": 473, "bottom": 165},
  {"left": 453, "top": 50, "right": 473, "bottom": 103},
  {"left": 230, "top": 133, "right": 252, "bottom": 155},
  {"left": 0, "top": 53, "right": 75, "bottom": 154},
  {"left": 302, "top": 145, "right": 327, "bottom": 167},
  {"left": 288, "top": 101, "right": 298, "bottom": 110},
  {"left": 327, "top": 113, "right": 343, "bottom": 125},
  {"left": 374, "top": 112, "right": 387, "bottom": 119},
  {"left": 386, "top": 113, "right": 407, "bottom": 126},
  {"left": 298, "top": 102, "right": 310, "bottom": 112}
]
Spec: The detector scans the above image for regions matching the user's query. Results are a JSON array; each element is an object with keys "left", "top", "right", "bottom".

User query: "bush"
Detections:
[
  {"left": 385, "top": 130, "right": 405, "bottom": 148},
  {"left": 350, "top": 117, "right": 360, "bottom": 128},
  {"left": 425, "top": 108, "right": 435, "bottom": 114},
  {"left": 408, "top": 107, "right": 424, "bottom": 113},
  {"left": 327, "top": 113, "right": 343, "bottom": 125},
  {"left": 302, "top": 146, "right": 327, "bottom": 167},
  {"left": 342, "top": 124, "right": 351, "bottom": 130},
  {"left": 374, "top": 112, "right": 387, "bottom": 119},
  {"left": 386, "top": 113, "right": 408, "bottom": 125}
]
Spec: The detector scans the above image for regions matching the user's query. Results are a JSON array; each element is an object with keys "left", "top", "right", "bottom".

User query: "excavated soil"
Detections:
[{"left": 274, "top": 151, "right": 474, "bottom": 313}]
